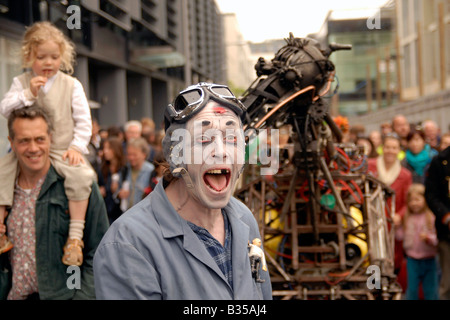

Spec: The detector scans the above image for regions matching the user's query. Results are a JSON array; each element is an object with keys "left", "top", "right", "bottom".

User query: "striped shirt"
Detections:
[{"left": 187, "top": 211, "right": 233, "bottom": 289}]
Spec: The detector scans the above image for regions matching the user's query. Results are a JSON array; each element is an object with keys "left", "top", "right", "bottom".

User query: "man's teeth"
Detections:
[{"left": 206, "top": 169, "right": 230, "bottom": 174}]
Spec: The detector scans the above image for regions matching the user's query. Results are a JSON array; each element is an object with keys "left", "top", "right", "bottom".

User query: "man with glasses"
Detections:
[{"left": 94, "top": 83, "right": 272, "bottom": 300}]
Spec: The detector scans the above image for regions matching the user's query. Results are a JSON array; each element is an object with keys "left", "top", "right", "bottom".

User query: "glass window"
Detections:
[{"left": 0, "top": 36, "right": 22, "bottom": 156}]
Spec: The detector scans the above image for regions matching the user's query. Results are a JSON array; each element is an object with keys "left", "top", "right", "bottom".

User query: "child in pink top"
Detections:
[{"left": 395, "top": 183, "right": 439, "bottom": 300}]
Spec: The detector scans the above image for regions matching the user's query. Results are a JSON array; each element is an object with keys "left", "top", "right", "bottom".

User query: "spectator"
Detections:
[
  {"left": 356, "top": 136, "right": 378, "bottom": 158},
  {"left": 422, "top": 120, "right": 441, "bottom": 151},
  {"left": 97, "top": 137, "right": 127, "bottom": 225},
  {"left": 98, "top": 127, "right": 108, "bottom": 142},
  {"left": 402, "top": 128, "right": 438, "bottom": 184},
  {"left": 439, "top": 132, "right": 450, "bottom": 151},
  {"left": 142, "top": 151, "right": 165, "bottom": 198},
  {"left": 392, "top": 114, "right": 410, "bottom": 152},
  {"left": 93, "top": 82, "right": 272, "bottom": 299},
  {"left": 124, "top": 120, "right": 142, "bottom": 142},
  {"left": 153, "top": 129, "right": 165, "bottom": 153},
  {"left": 395, "top": 184, "right": 439, "bottom": 300},
  {"left": 368, "top": 133, "right": 412, "bottom": 290},
  {"left": 141, "top": 117, "right": 156, "bottom": 140},
  {"left": 425, "top": 144, "right": 450, "bottom": 300},
  {"left": 141, "top": 117, "right": 157, "bottom": 163},
  {"left": 380, "top": 122, "right": 393, "bottom": 137},
  {"left": 369, "top": 130, "right": 383, "bottom": 155},
  {"left": 0, "top": 106, "right": 108, "bottom": 300},
  {"left": 107, "top": 125, "right": 124, "bottom": 143},
  {"left": 118, "top": 137, "right": 154, "bottom": 209},
  {"left": 86, "top": 118, "right": 102, "bottom": 173},
  {"left": 122, "top": 120, "right": 142, "bottom": 156},
  {"left": 348, "top": 124, "right": 365, "bottom": 143}
]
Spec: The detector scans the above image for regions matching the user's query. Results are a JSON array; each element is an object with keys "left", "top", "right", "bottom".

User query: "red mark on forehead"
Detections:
[{"left": 213, "top": 106, "right": 226, "bottom": 114}]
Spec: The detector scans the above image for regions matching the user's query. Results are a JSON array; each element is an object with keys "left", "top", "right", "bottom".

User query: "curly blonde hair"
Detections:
[{"left": 21, "top": 21, "right": 76, "bottom": 75}]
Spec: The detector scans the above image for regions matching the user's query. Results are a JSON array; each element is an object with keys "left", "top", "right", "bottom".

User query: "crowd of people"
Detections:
[
  {"left": 336, "top": 114, "right": 450, "bottom": 300},
  {"left": 86, "top": 117, "right": 166, "bottom": 225}
]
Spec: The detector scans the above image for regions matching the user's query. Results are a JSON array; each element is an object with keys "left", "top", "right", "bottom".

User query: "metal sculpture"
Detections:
[{"left": 235, "top": 33, "right": 402, "bottom": 300}]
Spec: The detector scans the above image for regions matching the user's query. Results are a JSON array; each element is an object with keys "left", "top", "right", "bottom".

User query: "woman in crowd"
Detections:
[
  {"left": 356, "top": 135, "right": 378, "bottom": 159},
  {"left": 97, "top": 137, "right": 127, "bottom": 225},
  {"left": 402, "top": 128, "right": 438, "bottom": 184},
  {"left": 117, "top": 137, "right": 154, "bottom": 210},
  {"left": 367, "top": 133, "right": 413, "bottom": 291}
]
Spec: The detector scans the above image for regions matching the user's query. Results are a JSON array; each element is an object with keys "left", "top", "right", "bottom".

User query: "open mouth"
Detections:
[{"left": 203, "top": 168, "right": 231, "bottom": 192}]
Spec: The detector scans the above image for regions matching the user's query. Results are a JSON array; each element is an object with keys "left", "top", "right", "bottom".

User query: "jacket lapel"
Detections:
[
  {"left": 226, "top": 201, "right": 253, "bottom": 298},
  {"left": 37, "top": 165, "right": 60, "bottom": 199},
  {"left": 181, "top": 222, "right": 231, "bottom": 288}
]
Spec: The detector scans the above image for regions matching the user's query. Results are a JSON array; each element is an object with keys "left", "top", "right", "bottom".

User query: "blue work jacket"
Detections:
[{"left": 93, "top": 180, "right": 272, "bottom": 300}]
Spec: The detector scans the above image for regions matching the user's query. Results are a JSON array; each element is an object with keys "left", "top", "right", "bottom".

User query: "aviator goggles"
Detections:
[{"left": 165, "top": 82, "right": 247, "bottom": 130}]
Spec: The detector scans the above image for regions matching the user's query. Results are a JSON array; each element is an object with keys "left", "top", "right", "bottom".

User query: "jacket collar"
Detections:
[
  {"left": 150, "top": 180, "right": 251, "bottom": 295},
  {"left": 36, "top": 165, "right": 62, "bottom": 200},
  {"left": 150, "top": 180, "right": 185, "bottom": 238}
]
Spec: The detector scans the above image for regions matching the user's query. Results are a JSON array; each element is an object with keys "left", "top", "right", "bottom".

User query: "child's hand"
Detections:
[
  {"left": 0, "top": 223, "right": 6, "bottom": 235},
  {"left": 99, "top": 186, "right": 106, "bottom": 197},
  {"left": 393, "top": 213, "right": 402, "bottom": 226},
  {"left": 419, "top": 232, "right": 428, "bottom": 241},
  {"left": 62, "top": 148, "right": 85, "bottom": 166},
  {"left": 30, "top": 76, "right": 48, "bottom": 97}
]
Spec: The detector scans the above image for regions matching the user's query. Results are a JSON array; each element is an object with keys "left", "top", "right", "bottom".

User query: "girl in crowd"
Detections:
[
  {"left": 97, "top": 137, "right": 127, "bottom": 225},
  {"left": 395, "top": 184, "right": 439, "bottom": 300}
]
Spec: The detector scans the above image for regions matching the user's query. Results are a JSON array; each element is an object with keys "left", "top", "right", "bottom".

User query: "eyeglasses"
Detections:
[{"left": 165, "top": 82, "right": 247, "bottom": 130}]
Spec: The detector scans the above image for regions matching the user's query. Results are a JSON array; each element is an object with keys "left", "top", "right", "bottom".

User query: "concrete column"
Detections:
[
  {"left": 151, "top": 78, "right": 168, "bottom": 130},
  {"left": 127, "top": 74, "right": 152, "bottom": 120},
  {"left": 74, "top": 56, "right": 90, "bottom": 98},
  {"left": 97, "top": 68, "right": 128, "bottom": 127}
]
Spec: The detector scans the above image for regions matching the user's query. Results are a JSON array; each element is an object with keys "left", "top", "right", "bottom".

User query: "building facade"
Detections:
[
  {"left": 222, "top": 12, "right": 254, "bottom": 95},
  {"left": 311, "top": 3, "right": 397, "bottom": 117},
  {"left": 348, "top": 0, "right": 450, "bottom": 134}
]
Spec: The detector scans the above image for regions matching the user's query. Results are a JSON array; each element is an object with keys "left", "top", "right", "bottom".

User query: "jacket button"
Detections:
[{"left": 443, "top": 160, "right": 448, "bottom": 165}]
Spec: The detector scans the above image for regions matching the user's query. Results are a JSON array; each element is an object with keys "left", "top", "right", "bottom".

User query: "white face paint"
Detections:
[{"left": 184, "top": 101, "right": 245, "bottom": 209}]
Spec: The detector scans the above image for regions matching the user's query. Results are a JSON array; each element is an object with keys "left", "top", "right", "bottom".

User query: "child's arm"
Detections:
[
  {"left": 0, "top": 77, "right": 37, "bottom": 117},
  {"left": 69, "top": 79, "right": 92, "bottom": 156},
  {"left": 420, "top": 216, "right": 439, "bottom": 247}
]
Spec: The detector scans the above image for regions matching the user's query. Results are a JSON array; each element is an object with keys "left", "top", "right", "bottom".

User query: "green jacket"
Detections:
[{"left": 0, "top": 165, "right": 109, "bottom": 300}]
